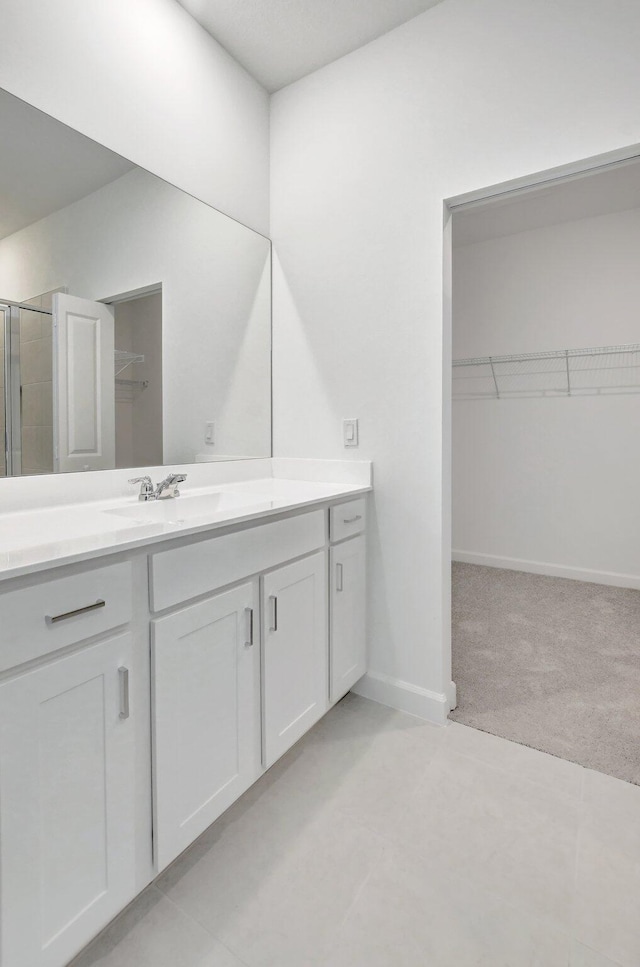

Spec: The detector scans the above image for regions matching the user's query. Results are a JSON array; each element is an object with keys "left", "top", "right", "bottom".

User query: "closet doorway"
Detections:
[{"left": 448, "top": 154, "right": 640, "bottom": 784}]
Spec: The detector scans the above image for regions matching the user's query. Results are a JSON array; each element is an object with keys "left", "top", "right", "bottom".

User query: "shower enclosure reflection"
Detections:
[{"left": 1, "top": 298, "right": 54, "bottom": 476}]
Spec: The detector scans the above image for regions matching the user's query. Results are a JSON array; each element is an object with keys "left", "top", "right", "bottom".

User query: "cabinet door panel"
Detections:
[
  {"left": 152, "top": 582, "right": 260, "bottom": 871},
  {"left": 330, "top": 535, "right": 367, "bottom": 702},
  {"left": 262, "top": 552, "right": 328, "bottom": 768},
  {"left": 0, "top": 634, "right": 135, "bottom": 967}
]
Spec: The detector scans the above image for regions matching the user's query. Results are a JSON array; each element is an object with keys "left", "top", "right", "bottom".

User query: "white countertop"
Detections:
[{"left": 0, "top": 469, "right": 371, "bottom": 583}]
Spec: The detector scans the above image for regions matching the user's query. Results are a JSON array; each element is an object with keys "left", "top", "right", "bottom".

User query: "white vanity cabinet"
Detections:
[
  {"left": 262, "top": 551, "right": 328, "bottom": 767},
  {"left": 149, "top": 511, "right": 330, "bottom": 866},
  {"left": 0, "top": 633, "right": 136, "bottom": 967},
  {"left": 330, "top": 534, "right": 367, "bottom": 702},
  {"left": 151, "top": 581, "right": 261, "bottom": 871},
  {"left": 329, "top": 498, "right": 367, "bottom": 702},
  {"left": 0, "top": 486, "right": 369, "bottom": 967}
]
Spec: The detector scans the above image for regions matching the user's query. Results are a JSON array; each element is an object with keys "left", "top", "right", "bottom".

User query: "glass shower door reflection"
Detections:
[
  {"left": 18, "top": 306, "right": 54, "bottom": 475},
  {"left": 1, "top": 307, "right": 6, "bottom": 476},
  {"left": 1, "top": 301, "right": 54, "bottom": 477}
]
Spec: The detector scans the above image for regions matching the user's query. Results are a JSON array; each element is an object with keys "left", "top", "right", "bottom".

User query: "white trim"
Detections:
[
  {"left": 445, "top": 142, "right": 640, "bottom": 212},
  {"left": 352, "top": 671, "right": 449, "bottom": 725},
  {"left": 443, "top": 143, "right": 640, "bottom": 733},
  {"left": 452, "top": 550, "right": 640, "bottom": 591},
  {"left": 446, "top": 680, "right": 457, "bottom": 712}
]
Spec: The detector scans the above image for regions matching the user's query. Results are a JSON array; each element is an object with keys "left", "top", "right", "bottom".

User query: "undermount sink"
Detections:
[{"left": 104, "top": 490, "right": 265, "bottom": 525}]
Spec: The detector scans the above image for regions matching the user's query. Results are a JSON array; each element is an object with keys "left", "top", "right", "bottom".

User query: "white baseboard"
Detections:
[
  {"left": 452, "top": 550, "right": 640, "bottom": 591},
  {"left": 352, "top": 671, "right": 450, "bottom": 726},
  {"left": 446, "top": 680, "right": 457, "bottom": 711}
]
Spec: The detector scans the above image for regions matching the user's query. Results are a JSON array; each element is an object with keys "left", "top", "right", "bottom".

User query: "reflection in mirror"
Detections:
[{"left": 0, "top": 89, "right": 271, "bottom": 477}]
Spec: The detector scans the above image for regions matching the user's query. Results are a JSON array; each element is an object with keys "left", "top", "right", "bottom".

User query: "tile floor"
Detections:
[{"left": 71, "top": 694, "right": 639, "bottom": 967}]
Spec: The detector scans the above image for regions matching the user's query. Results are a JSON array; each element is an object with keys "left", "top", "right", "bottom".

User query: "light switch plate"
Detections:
[
  {"left": 205, "top": 421, "right": 215, "bottom": 445},
  {"left": 343, "top": 418, "right": 359, "bottom": 448}
]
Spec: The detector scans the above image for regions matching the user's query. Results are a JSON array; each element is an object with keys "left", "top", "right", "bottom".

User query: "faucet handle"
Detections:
[
  {"left": 129, "top": 475, "right": 155, "bottom": 501},
  {"left": 155, "top": 472, "right": 187, "bottom": 499}
]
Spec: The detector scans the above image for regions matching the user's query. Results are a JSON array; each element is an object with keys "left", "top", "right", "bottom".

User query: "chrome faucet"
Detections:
[
  {"left": 129, "top": 473, "right": 187, "bottom": 501},
  {"left": 155, "top": 473, "right": 187, "bottom": 499},
  {"left": 129, "top": 475, "right": 155, "bottom": 501}
]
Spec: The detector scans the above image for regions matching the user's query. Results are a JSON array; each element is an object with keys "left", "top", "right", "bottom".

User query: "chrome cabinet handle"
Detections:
[
  {"left": 45, "top": 599, "right": 106, "bottom": 624},
  {"left": 269, "top": 595, "right": 278, "bottom": 632},
  {"left": 245, "top": 607, "right": 254, "bottom": 646},
  {"left": 342, "top": 514, "right": 362, "bottom": 524},
  {"left": 336, "top": 563, "right": 344, "bottom": 592},
  {"left": 118, "top": 667, "right": 130, "bottom": 719}
]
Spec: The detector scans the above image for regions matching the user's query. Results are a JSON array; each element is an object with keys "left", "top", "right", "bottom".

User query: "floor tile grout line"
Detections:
[
  {"left": 159, "top": 889, "right": 254, "bottom": 967},
  {"left": 578, "top": 940, "right": 625, "bottom": 967},
  {"left": 328, "top": 859, "right": 380, "bottom": 939},
  {"left": 569, "top": 791, "right": 593, "bottom": 951},
  {"left": 438, "top": 734, "right": 585, "bottom": 806}
]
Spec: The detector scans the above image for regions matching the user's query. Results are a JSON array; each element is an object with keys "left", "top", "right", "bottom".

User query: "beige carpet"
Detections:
[{"left": 450, "top": 562, "right": 640, "bottom": 785}]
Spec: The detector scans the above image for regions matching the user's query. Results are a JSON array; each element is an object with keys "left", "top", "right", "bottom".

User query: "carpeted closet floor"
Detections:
[{"left": 450, "top": 562, "right": 640, "bottom": 785}]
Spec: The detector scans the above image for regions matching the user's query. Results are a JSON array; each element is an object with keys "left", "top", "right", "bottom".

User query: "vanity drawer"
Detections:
[
  {"left": 150, "top": 510, "right": 326, "bottom": 612},
  {"left": 0, "top": 562, "right": 133, "bottom": 672},
  {"left": 330, "top": 498, "right": 367, "bottom": 543}
]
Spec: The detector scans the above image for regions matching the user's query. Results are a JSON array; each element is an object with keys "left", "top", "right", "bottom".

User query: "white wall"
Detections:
[
  {"left": 453, "top": 207, "right": 640, "bottom": 586},
  {"left": 270, "top": 0, "right": 640, "bottom": 720},
  {"left": 0, "top": 0, "right": 269, "bottom": 234},
  {"left": 0, "top": 169, "right": 272, "bottom": 463}
]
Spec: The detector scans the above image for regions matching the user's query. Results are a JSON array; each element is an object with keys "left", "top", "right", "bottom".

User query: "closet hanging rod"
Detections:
[
  {"left": 115, "top": 378, "right": 148, "bottom": 388},
  {"left": 454, "top": 361, "right": 640, "bottom": 380}
]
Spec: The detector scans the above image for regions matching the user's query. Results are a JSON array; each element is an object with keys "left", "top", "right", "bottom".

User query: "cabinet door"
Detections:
[
  {"left": 262, "top": 551, "right": 328, "bottom": 768},
  {"left": 152, "top": 582, "right": 260, "bottom": 871},
  {"left": 0, "top": 634, "right": 135, "bottom": 967},
  {"left": 330, "top": 535, "right": 367, "bottom": 703}
]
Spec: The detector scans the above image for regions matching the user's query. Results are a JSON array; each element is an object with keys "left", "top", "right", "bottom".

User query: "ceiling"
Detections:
[
  {"left": 453, "top": 157, "right": 640, "bottom": 248},
  {"left": 0, "top": 90, "right": 134, "bottom": 242},
  {"left": 177, "top": 0, "right": 446, "bottom": 92}
]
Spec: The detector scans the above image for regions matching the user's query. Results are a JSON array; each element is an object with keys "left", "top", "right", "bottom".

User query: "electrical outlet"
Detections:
[
  {"left": 205, "top": 421, "right": 215, "bottom": 445},
  {"left": 343, "top": 419, "right": 359, "bottom": 448}
]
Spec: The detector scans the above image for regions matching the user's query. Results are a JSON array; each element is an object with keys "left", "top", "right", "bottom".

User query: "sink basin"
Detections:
[{"left": 103, "top": 491, "right": 266, "bottom": 525}]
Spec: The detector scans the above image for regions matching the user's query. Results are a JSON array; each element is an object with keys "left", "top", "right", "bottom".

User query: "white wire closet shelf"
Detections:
[
  {"left": 114, "top": 349, "right": 148, "bottom": 401},
  {"left": 114, "top": 349, "right": 145, "bottom": 377},
  {"left": 453, "top": 344, "right": 640, "bottom": 399}
]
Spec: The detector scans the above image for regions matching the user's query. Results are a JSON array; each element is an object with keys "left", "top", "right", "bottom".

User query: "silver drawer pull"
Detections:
[
  {"left": 269, "top": 595, "right": 278, "bottom": 632},
  {"left": 45, "top": 599, "right": 106, "bottom": 624},
  {"left": 342, "top": 514, "right": 362, "bottom": 524},
  {"left": 118, "top": 667, "right": 130, "bottom": 719},
  {"left": 336, "top": 562, "right": 344, "bottom": 592},
  {"left": 244, "top": 607, "right": 254, "bottom": 647}
]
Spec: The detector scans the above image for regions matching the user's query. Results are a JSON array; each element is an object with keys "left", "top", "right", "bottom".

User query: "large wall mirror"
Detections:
[{"left": 0, "top": 89, "right": 271, "bottom": 478}]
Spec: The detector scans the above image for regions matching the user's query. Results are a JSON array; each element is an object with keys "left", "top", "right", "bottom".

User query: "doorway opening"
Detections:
[
  {"left": 110, "top": 288, "right": 163, "bottom": 470},
  {"left": 444, "top": 147, "right": 640, "bottom": 784}
]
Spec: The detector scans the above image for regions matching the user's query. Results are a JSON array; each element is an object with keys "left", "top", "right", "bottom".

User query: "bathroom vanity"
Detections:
[
  {"left": 0, "top": 459, "right": 371, "bottom": 967},
  {"left": 0, "top": 88, "right": 371, "bottom": 967}
]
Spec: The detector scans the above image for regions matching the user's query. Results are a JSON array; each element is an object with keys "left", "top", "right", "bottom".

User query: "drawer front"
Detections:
[
  {"left": 150, "top": 510, "right": 327, "bottom": 612},
  {"left": 330, "top": 497, "right": 367, "bottom": 543},
  {"left": 0, "top": 562, "right": 133, "bottom": 672}
]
